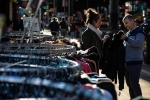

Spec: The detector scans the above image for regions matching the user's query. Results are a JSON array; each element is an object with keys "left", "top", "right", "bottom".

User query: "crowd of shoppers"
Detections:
[{"left": 49, "top": 16, "right": 80, "bottom": 38}]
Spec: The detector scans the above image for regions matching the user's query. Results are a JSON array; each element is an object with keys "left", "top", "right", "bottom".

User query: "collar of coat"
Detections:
[{"left": 88, "top": 25, "right": 103, "bottom": 40}]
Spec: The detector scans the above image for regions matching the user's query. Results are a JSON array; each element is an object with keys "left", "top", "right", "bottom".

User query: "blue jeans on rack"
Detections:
[{"left": 125, "top": 64, "right": 142, "bottom": 99}]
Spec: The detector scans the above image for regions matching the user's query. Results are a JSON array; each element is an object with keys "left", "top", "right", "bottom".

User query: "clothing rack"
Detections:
[
  {"left": 0, "top": 76, "right": 106, "bottom": 100},
  {"left": 0, "top": 53, "right": 81, "bottom": 81},
  {"left": 0, "top": 43, "right": 76, "bottom": 54},
  {"left": 0, "top": 61, "right": 81, "bottom": 75},
  {"left": 0, "top": 53, "right": 79, "bottom": 66},
  {"left": 5, "top": 32, "right": 52, "bottom": 42},
  {"left": 0, "top": 48, "right": 115, "bottom": 100},
  {"left": 0, "top": 66, "right": 81, "bottom": 82}
]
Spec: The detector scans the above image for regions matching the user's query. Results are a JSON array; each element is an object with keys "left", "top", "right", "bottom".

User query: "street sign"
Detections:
[{"left": 42, "top": 5, "right": 48, "bottom": 10}]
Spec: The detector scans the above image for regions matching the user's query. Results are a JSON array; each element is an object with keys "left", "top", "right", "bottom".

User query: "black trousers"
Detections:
[{"left": 125, "top": 64, "right": 142, "bottom": 99}]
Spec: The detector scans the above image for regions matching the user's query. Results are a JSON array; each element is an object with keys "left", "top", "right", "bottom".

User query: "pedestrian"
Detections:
[
  {"left": 75, "top": 25, "right": 80, "bottom": 38},
  {"left": 13, "top": 13, "right": 24, "bottom": 31},
  {"left": 40, "top": 20, "right": 44, "bottom": 31},
  {"left": 120, "top": 14, "right": 145, "bottom": 99},
  {"left": 49, "top": 17, "right": 59, "bottom": 36},
  {"left": 82, "top": 8, "right": 109, "bottom": 58},
  {"left": 59, "top": 17, "right": 68, "bottom": 37},
  {"left": 70, "top": 22, "right": 76, "bottom": 38}
]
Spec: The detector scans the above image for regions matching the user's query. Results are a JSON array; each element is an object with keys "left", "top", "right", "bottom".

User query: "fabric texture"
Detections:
[
  {"left": 88, "top": 24, "right": 103, "bottom": 40},
  {"left": 124, "top": 27, "right": 145, "bottom": 63},
  {"left": 82, "top": 27, "right": 103, "bottom": 57}
]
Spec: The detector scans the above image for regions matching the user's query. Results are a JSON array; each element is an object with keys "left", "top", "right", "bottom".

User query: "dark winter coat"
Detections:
[
  {"left": 49, "top": 20, "right": 59, "bottom": 32},
  {"left": 82, "top": 28, "right": 103, "bottom": 57},
  {"left": 59, "top": 21, "right": 68, "bottom": 30},
  {"left": 101, "top": 34, "right": 125, "bottom": 90}
]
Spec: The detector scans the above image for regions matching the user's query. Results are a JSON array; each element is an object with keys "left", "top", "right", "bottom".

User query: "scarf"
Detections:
[{"left": 88, "top": 25, "right": 103, "bottom": 40}]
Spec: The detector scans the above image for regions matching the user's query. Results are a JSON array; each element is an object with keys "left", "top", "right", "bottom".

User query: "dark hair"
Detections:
[
  {"left": 85, "top": 8, "right": 101, "bottom": 25},
  {"left": 61, "top": 17, "right": 65, "bottom": 21},
  {"left": 52, "top": 17, "right": 57, "bottom": 21},
  {"left": 122, "top": 14, "right": 135, "bottom": 22}
]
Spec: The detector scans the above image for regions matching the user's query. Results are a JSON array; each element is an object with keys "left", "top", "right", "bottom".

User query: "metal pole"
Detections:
[
  {"left": 64, "top": 0, "right": 66, "bottom": 16},
  {"left": 34, "top": 0, "right": 43, "bottom": 18},
  {"left": 68, "top": 0, "right": 73, "bottom": 24},
  {"left": 46, "top": 1, "right": 49, "bottom": 25},
  {"left": 53, "top": 0, "right": 56, "bottom": 16},
  {"left": 109, "top": 0, "right": 118, "bottom": 32},
  {"left": 68, "top": 0, "right": 70, "bottom": 16},
  {"left": 68, "top": 0, "right": 70, "bottom": 25},
  {"left": 56, "top": 0, "right": 57, "bottom": 15},
  {"left": 39, "top": 7, "right": 41, "bottom": 31},
  {"left": 132, "top": 0, "right": 134, "bottom": 15},
  {"left": 87, "top": 0, "right": 88, "bottom": 9}
]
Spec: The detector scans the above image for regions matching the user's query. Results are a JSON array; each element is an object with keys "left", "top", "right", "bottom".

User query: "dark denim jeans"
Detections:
[{"left": 125, "top": 64, "right": 142, "bottom": 99}]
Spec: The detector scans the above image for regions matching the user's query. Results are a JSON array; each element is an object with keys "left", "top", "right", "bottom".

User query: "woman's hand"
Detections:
[{"left": 102, "top": 35, "right": 110, "bottom": 41}]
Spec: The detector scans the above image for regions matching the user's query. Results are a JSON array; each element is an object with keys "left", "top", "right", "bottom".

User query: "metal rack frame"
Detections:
[{"left": 0, "top": 43, "right": 76, "bottom": 54}]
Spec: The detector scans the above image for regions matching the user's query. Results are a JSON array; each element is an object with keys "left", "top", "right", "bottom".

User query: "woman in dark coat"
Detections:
[{"left": 82, "top": 8, "right": 109, "bottom": 59}]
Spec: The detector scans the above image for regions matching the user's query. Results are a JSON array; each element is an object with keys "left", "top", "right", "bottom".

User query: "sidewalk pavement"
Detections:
[
  {"left": 142, "top": 63, "right": 150, "bottom": 76},
  {"left": 115, "top": 63, "right": 150, "bottom": 100}
]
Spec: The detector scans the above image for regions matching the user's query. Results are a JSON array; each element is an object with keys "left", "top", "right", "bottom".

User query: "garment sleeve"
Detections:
[
  {"left": 82, "top": 32, "right": 92, "bottom": 50},
  {"left": 116, "top": 46, "right": 125, "bottom": 90},
  {"left": 126, "top": 33, "right": 145, "bottom": 48}
]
